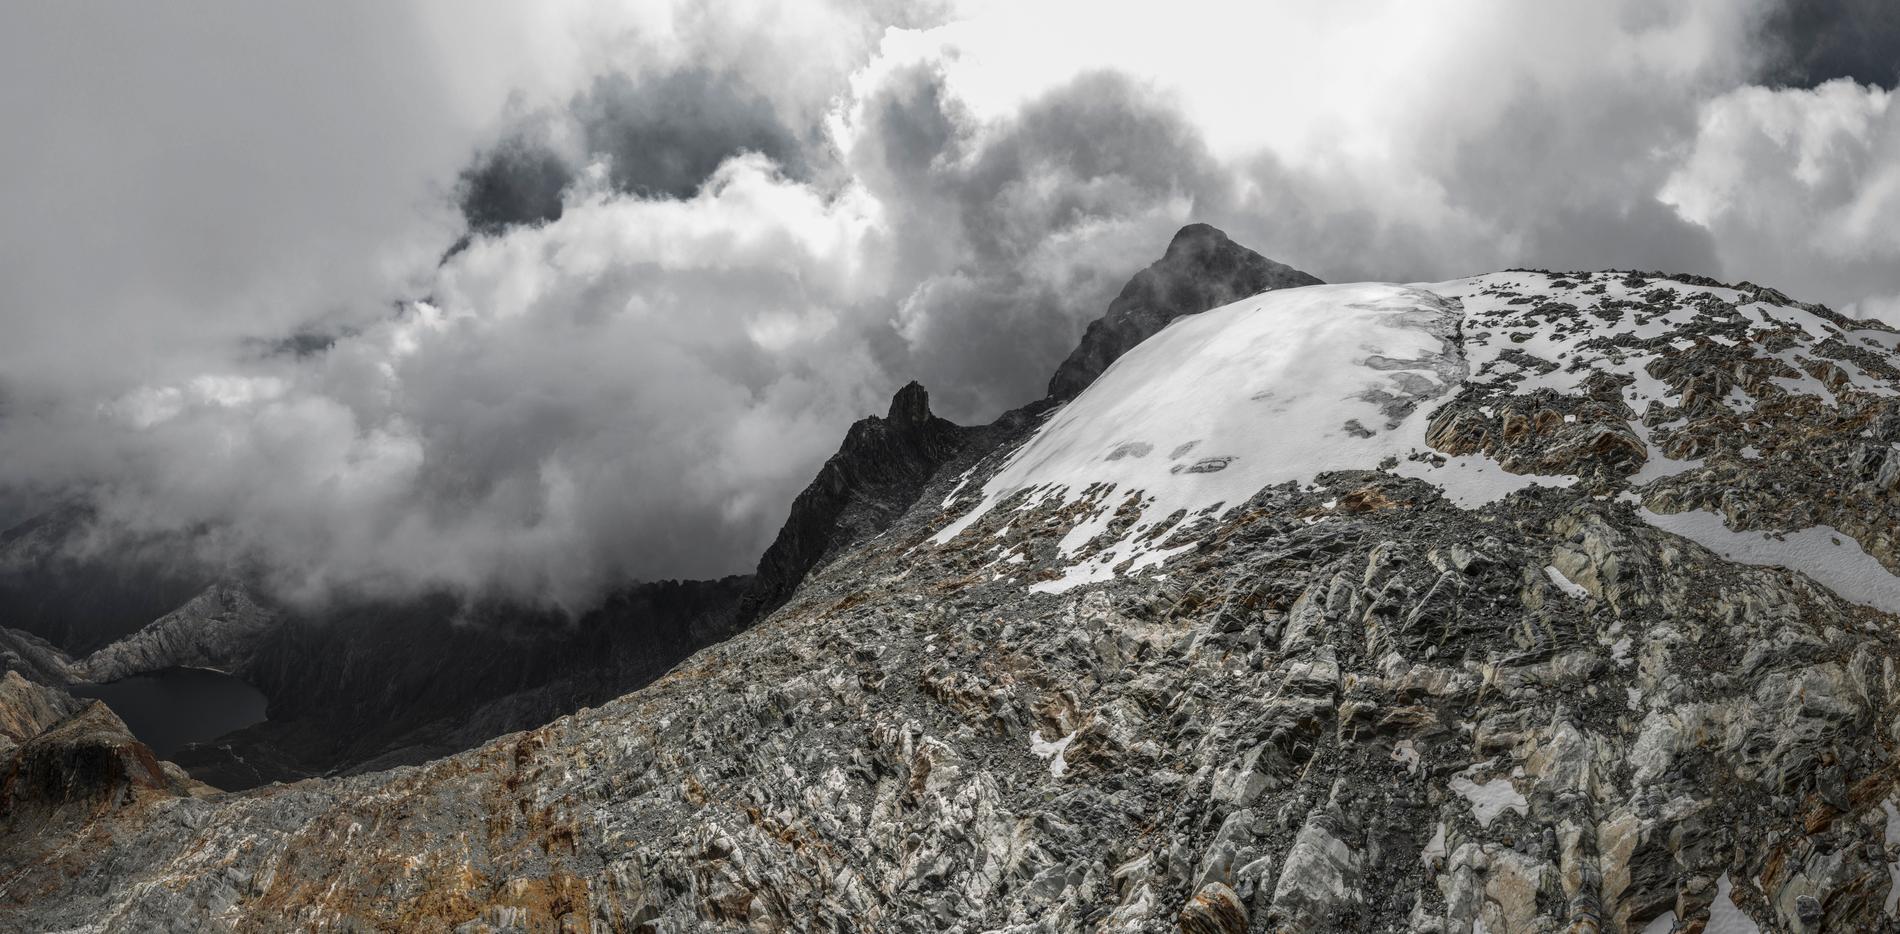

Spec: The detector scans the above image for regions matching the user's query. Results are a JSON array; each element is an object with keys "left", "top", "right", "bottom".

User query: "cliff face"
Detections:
[
  {"left": 736, "top": 380, "right": 967, "bottom": 625},
  {"left": 0, "top": 628, "right": 74, "bottom": 687},
  {"left": 0, "top": 671, "right": 80, "bottom": 759},
  {"left": 0, "top": 700, "right": 202, "bottom": 815},
  {"left": 1045, "top": 223, "right": 1322, "bottom": 401},
  {"left": 17, "top": 260, "right": 1900, "bottom": 931}
]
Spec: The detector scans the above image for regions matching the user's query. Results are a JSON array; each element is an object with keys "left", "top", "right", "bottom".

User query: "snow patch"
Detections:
[
  {"left": 1641, "top": 910, "right": 1677, "bottom": 934},
  {"left": 1636, "top": 507, "right": 1900, "bottom": 614},
  {"left": 1448, "top": 764, "right": 1527, "bottom": 828},
  {"left": 1627, "top": 420, "right": 1704, "bottom": 485},
  {"left": 1610, "top": 636, "right": 1635, "bottom": 668},
  {"left": 1029, "top": 730, "right": 1077, "bottom": 779},
  {"left": 1390, "top": 453, "right": 1575, "bottom": 508},
  {"left": 1544, "top": 564, "right": 1590, "bottom": 600},
  {"left": 1391, "top": 739, "right": 1420, "bottom": 774},
  {"left": 1706, "top": 873, "right": 1761, "bottom": 933},
  {"left": 1421, "top": 821, "right": 1447, "bottom": 864}
]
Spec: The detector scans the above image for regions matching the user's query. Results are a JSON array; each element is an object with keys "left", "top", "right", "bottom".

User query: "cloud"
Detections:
[
  {"left": 1662, "top": 79, "right": 1900, "bottom": 317},
  {"left": 1752, "top": 0, "right": 1900, "bottom": 89},
  {"left": 453, "top": 68, "right": 821, "bottom": 239},
  {"left": 4, "top": 0, "right": 1900, "bottom": 612}
]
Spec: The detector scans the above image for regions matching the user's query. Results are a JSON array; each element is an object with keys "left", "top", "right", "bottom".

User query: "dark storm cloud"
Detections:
[
  {"left": 457, "top": 133, "right": 573, "bottom": 235},
  {"left": 851, "top": 68, "right": 1236, "bottom": 417},
  {"left": 1436, "top": 86, "right": 1723, "bottom": 278},
  {"left": 579, "top": 70, "right": 812, "bottom": 198},
  {"left": 454, "top": 68, "right": 817, "bottom": 240},
  {"left": 1756, "top": 0, "right": 1900, "bottom": 89}
]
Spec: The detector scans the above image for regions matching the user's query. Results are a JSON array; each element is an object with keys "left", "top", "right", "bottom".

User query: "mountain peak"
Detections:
[
  {"left": 885, "top": 380, "right": 932, "bottom": 424},
  {"left": 1160, "top": 221, "right": 1230, "bottom": 258},
  {"left": 1045, "top": 223, "right": 1322, "bottom": 400},
  {"left": 735, "top": 379, "right": 965, "bottom": 625}
]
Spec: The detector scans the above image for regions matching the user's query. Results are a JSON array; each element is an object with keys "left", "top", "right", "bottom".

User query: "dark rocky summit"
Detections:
[
  {"left": 1046, "top": 223, "right": 1322, "bottom": 400},
  {"left": 0, "top": 698, "right": 202, "bottom": 816},
  {"left": 736, "top": 380, "right": 967, "bottom": 625}
]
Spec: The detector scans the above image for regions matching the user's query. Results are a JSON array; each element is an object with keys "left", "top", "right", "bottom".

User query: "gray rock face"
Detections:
[
  {"left": 0, "top": 670, "right": 80, "bottom": 758},
  {"left": 14, "top": 266, "right": 1900, "bottom": 932},
  {"left": 736, "top": 381, "right": 967, "bottom": 625},
  {"left": 1045, "top": 223, "right": 1321, "bottom": 400},
  {"left": 0, "top": 627, "right": 74, "bottom": 686},
  {"left": 11, "top": 456, "right": 1894, "bottom": 931},
  {"left": 0, "top": 693, "right": 207, "bottom": 855},
  {"left": 73, "top": 583, "right": 274, "bottom": 683}
]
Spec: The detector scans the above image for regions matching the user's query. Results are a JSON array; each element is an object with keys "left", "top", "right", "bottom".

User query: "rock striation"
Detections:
[
  {"left": 73, "top": 583, "right": 274, "bottom": 683},
  {"left": 0, "top": 671, "right": 80, "bottom": 760},
  {"left": 0, "top": 627, "right": 75, "bottom": 687}
]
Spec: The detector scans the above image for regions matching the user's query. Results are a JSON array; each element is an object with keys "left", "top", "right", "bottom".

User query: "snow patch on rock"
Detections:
[
  {"left": 1636, "top": 507, "right": 1900, "bottom": 614},
  {"left": 1447, "top": 763, "right": 1527, "bottom": 829},
  {"left": 1544, "top": 564, "right": 1590, "bottom": 600},
  {"left": 1030, "top": 730, "right": 1077, "bottom": 779},
  {"left": 1390, "top": 453, "right": 1574, "bottom": 507}
]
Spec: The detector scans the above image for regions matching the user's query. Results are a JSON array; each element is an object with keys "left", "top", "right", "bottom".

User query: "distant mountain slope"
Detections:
[
  {"left": 166, "top": 575, "right": 751, "bottom": 788},
  {"left": 0, "top": 504, "right": 210, "bottom": 654},
  {"left": 71, "top": 583, "right": 273, "bottom": 683},
  {"left": 1045, "top": 222, "right": 1321, "bottom": 400}
]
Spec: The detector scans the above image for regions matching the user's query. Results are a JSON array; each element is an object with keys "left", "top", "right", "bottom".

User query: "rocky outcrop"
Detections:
[
  {"left": 12, "top": 455, "right": 1900, "bottom": 931},
  {"left": 1045, "top": 222, "right": 1321, "bottom": 400},
  {"left": 0, "top": 671, "right": 80, "bottom": 758},
  {"left": 0, "top": 699, "right": 203, "bottom": 824},
  {"left": 0, "top": 627, "right": 74, "bottom": 686},
  {"left": 73, "top": 583, "right": 274, "bottom": 683},
  {"left": 736, "top": 381, "right": 966, "bottom": 624}
]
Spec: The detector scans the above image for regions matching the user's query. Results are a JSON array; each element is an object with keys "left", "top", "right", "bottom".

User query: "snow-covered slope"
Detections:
[
  {"left": 935, "top": 283, "right": 1463, "bottom": 591},
  {"left": 938, "top": 269, "right": 1900, "bottom": 611}
]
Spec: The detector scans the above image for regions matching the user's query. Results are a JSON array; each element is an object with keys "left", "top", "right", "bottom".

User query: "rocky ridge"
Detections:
[
  {"left": 8, "top": 252, "right": 1900, "bottom": 931},
  {"left": 736, "top": 380, "right": 968, "bottom": 626},
  {"left": 72, "top": 583, "right": 274, "bottom": 684},
  {"left": 1046, "top": 223, "right": 1322, "bottom": 401},
  {"left": 0, "top": 379, "right": 969, "bottom": 791}
]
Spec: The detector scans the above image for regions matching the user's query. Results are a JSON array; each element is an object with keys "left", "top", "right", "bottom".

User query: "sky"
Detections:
[{"left": 0, "top": 0, "right": 1896, "bottom": 608}]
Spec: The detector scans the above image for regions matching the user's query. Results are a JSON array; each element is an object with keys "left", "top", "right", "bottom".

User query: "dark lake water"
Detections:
[{"left": 70, "top": 667, "right": 268, "bottom": 758}]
